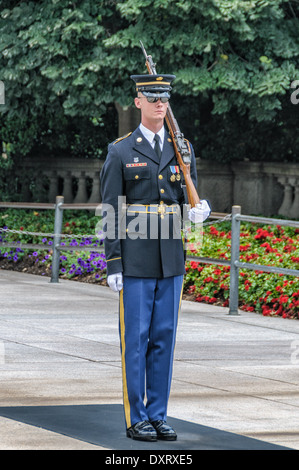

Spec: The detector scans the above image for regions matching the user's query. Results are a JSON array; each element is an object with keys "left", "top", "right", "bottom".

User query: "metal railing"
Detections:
[
  {"left": 0, "top": 198, "right": 298, "bottom": 315},
  {"left": 0, "top": 197, "right": 101, "bottom": 284},
  {"left": 228, "top": 205, "right": 299, "bottom": 314}
]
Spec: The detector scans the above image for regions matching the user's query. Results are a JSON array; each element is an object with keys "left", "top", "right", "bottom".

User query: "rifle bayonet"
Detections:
[
  {"left": 140, "top": 40, "right": 157, "bottom": 74},
  {"left": 139, "top": 41, "right": 200, "bottom": 207}
]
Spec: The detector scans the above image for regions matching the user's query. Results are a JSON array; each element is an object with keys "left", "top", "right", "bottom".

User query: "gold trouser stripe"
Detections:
[
  {"left": 173, "top": 277, "right": 184, "bottom": 356},
  {"left": 176, "top": 277, "right": 184, "bottom": 324},
  {"left": 119, "top": 289, "right": 131, "bottom": 428},
  {"left": 179, "top": 279, "right": 184, "bottom": 314}
]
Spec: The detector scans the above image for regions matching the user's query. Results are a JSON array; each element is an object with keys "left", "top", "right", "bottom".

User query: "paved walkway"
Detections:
[{"left": 0, "top": 270, "right": 298, "bottom": 450}]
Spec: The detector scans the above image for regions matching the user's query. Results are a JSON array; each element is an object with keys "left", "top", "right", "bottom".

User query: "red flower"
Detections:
[
  {"left": 240, "top": 244, "right": 251, "bottom": 251},
  {"left": 262, "top": 305, "right": 272, "bottom": 316},
  {"left": 284, "top": 243, "right": 296, "bottom": 253},
  {"left": 279, "top": 295, "right": 289, "bottom": 304},
  {"left": 190, "top": 261, "right": 199, "bottom": 269},
  {"left": 260, "top": 242, "right": 277, "bottom": 253},
  {"left": 245, "top": 253, "right": 259, "bottom": 261},
  {"left": 213, "top": 268, "right": 222, "bottom": 276},
  {"left": 241, "top": 304, "right": 255, "bottom": 312},
  {"left": 220, "top": 283, "right": 228, "bottom": 290},
  {"left": 209, "top": 226, "right": 219, "bottom": 236},
  {"left": 254, "top": 228, "right": 273, "bottom": 239}
]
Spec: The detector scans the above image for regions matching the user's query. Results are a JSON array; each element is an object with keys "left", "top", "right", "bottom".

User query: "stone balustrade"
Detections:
[
  {"left": 19, "top": 156, "right": 299, "bottom": 218},
  {"left": 197, "top": 161, "right": 299, "bottom": 219},
  {"left": 21, "top": 156, "right": 104, "bottom": 205}
]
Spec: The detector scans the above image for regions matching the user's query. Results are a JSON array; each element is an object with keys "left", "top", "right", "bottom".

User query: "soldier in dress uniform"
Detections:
[{"left": 100, "top": 73, "right": 210, "bottom": 442}]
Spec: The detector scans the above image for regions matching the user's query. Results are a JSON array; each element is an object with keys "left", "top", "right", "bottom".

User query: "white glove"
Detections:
[
  {"left": 107, "top": 272, "right": 123, "bottom": 292},
  {"left": 188, "top": 200, "right": 211, "bottom": 224}
]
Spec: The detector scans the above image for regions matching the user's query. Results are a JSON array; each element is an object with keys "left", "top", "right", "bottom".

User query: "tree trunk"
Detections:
[{"left": 114, "top": 102, "right": 140, "bottom": 137}]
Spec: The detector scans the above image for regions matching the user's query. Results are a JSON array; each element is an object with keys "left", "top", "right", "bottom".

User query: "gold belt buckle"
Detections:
[{"left": 158, "top": 202, "right": 166, "bottom": 219}]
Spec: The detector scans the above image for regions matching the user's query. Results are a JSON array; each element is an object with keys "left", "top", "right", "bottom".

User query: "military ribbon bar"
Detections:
[{"left": 170, "top": 166, "right": 179, "bottom": 174}]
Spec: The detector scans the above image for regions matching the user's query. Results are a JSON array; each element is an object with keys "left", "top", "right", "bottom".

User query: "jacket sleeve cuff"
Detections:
[{"left": 106, "top": 257, "right": 123, "bottom": 276}]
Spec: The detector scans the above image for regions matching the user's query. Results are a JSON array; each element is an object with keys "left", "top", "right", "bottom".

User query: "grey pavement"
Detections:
[{"left": 0, "top": 269, "right": 299, "bottom": 450}]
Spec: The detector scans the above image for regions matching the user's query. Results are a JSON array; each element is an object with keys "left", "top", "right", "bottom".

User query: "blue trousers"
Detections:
[{"left": 119, "top": 275, "right": 184, "bottom": 429}]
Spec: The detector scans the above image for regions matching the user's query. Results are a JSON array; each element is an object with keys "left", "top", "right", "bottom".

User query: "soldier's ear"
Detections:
[{"left": 134, "top": 96, "right": 142, "bottom": 109}]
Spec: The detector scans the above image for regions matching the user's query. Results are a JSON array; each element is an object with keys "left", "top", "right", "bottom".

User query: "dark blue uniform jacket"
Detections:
[{"left": 100, "top": 126, "right": 197, "bottom": 278}]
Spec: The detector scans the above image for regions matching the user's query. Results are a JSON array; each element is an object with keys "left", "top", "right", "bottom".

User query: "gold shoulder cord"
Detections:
[{"left": 113, "top": 132, "right": 132, "bottom": 145}]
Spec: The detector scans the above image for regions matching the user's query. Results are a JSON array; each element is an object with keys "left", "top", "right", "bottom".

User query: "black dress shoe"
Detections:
[
  {"left": 126, "top": 420, "right": 157, "bottom": 441},
  {"left": 150, "top": 420, "right": 177, "bottom": 441}
]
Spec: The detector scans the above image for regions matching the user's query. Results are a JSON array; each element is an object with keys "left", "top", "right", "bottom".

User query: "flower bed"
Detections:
[
  {"left": 185, "top": 221, "right": 299, "bottom": 319},
  {"left": 1, "top": 209, "right": 299, "bottom": 319},
  {"left": 0, "top": 209, "right": 107, "bottom": 284}
]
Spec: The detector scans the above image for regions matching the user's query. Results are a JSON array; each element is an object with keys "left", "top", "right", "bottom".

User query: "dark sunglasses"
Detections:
[{"left": 141, "top": 96, "right": 169, "bottom": 103}]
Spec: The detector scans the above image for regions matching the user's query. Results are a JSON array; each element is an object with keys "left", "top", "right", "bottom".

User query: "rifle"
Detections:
[{"left": 140, "top": 41, "right": 200, "bottom": 208}]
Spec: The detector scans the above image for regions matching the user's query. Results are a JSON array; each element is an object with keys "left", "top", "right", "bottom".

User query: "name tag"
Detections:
[{"left": 126, "top": 162, "right": 147, "bottom": 168}]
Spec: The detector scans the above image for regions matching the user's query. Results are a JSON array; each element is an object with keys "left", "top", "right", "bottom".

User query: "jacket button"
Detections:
[
  {"left": 159, "top": 174, "right": 163, "bottom": 180},
  {"left": 135, "top": 175, "right": 139, "bottom": 179},
  {"left": 160, "top": 188, "right": 165, "bottom": 194}
]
